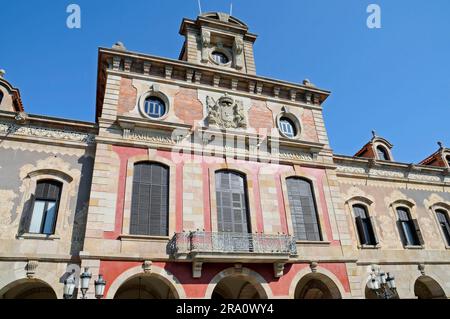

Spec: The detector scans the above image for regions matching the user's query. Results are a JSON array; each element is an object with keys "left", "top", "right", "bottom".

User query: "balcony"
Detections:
[{"left": 168, "top": 231, "right": 297, "bottom": 278}]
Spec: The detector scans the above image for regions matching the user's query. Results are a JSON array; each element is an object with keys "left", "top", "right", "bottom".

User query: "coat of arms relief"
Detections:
[{"left": 206, "top": 93, "right": 247, "bottom": 129}]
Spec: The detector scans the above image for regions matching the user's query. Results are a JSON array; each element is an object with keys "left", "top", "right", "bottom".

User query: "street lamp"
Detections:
[
  {"left": 62, "top": 267, "right": 106, "bottom": 299},
  {"left": 63, "top": 272, "right": 76, "bottom": 300},
  {"left": 368, "top": 267, "right": 397, "bottom": 299},
  {"left": 80, "top": 267, "right": 92, "bottom": 299},
  {"left": 94, "top": 274, "right": 107, "bottom": 299}
]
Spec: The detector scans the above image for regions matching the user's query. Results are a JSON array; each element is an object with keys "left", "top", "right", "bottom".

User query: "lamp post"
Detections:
[
  {"left": 63, "top": 272, "right": 76, "bottom": 300},
  {"left": 79, "top": 267, "right": 92, "bottom": 299},
  {"left": 63, "top": 267, "right": 106, "bottom": 300},
  {"left": 368, "top": 267, "right": 397, "bottom": 299},
  {"left": 94, "top": 274, "right": 107, "bottom": 299}
]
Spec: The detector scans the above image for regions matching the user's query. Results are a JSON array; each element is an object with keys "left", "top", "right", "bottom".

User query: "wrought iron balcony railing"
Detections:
[{"left": 168, "top": 231, "right": 297, "bottom": 257}]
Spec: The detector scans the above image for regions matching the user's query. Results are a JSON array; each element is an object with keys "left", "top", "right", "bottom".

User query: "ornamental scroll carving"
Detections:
[{"left": 206, "top": 93, "right": 247, "bottom": 129}]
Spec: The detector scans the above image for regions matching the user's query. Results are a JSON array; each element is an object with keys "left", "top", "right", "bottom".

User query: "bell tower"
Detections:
[{"left": 179, "top": 12, "right": 257, "bottom": 75}]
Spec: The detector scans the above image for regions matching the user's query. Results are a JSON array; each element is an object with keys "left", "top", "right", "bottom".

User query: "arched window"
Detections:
[
  {"left": 436, "top": 210, "right": 450, "bottom": 246},
  {"left": 215, "top": 171, "right": 250, "bottom": 234},
  {"left": 396, "top": 207, "right": 423, "bottom": 246},
  {"left": 130, "top": 162, "right": 169, "bottom": 236},
  {"left": 28, "top": 180, "right": 62, "bottom": 235},
  {"left": 211, "top": 51, "right": 229, "bottom": 64},
  {"left": 286, "top": 177, "right": 321, "bottom": 241},
  {"left": 352, "top": 205, "right": 378, "bottom": 246},
  {"left": 446, "top": 155, "right": 450, "bottom": 167},
  {"left": 279, "top": 117, "right": 297, "bottom": 138},
  {"left": 0, "top": 91, "right": 4, "bottom": 104},
  {"left": 376, "top": 145, "right": 390, "bottom": 161}
]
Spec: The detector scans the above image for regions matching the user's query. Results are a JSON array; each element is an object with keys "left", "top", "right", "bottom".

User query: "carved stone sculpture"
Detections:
[
  {"left": 200, "top": 30, "right": 211, "bottom": 63},
  {"left": 206, "top": 93, "right": 247, "bottom": 129},
  {"left": 233, "top": 36, "right": 244, "bottom": 70}
]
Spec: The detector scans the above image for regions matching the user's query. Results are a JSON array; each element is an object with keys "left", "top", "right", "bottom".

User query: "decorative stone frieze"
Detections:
[
  {"left": 122, "top": 128, "right": 175, "bottom": 145},
  {"left": 0, "top": 121, "right": 95, "bottom": 144}
]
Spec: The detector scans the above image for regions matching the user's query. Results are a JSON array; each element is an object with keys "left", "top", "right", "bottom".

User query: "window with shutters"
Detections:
[
  {"left": 28, "top": 180, "right": 62, "bottom": 235},
  {"left": 376, "top": 145, "right": 390, "bottom": 161},
  {"left": 130, "top": 162, "right": 169, "bottom": 236},
  {"left": 436, "top": 209, "right": 450, "bottom": 246},
  {"left": 352, "top": 204, "right": 378, "bottom": 246},
  {"left": 215, "top": 170, "right": 251, "bottom": 234},
  {"left": 396, "top": 207, "right": 423, "bottom": 247},
  {"left": 286, "top": 177, "right": 322, "bottom": 241}
]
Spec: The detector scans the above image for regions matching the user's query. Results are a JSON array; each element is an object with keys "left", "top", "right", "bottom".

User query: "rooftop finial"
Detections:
[
  {"left": 372, "top": 130, "right": 377, "bottom": 138},
  {"left": 0, "top": 69, "right": 5, "bottom": 78},
  {"left": 303, "top": 79, "right": 315, "bottom": 87},
  {"left": 112, "top": 41, "right": 126, "bottom": 51},
  {"left": 438, "top": 141, "right": 444, "bottom": 149}
]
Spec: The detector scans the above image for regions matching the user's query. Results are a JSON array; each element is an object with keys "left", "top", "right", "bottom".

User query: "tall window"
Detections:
[
  {"left": 144, "top": 96, "right": 166, "bottom": 119},
  {"left": 436, "top": 210, "right": 450, "bottom": 246},
  {"left": 215, "top": 171, "right": 250, "bottom": 233},
  {"left": 29, "top": 180, "right": 62, "bottom": 235},
  {"left": 353, "top": 205, "right": 378, "bottom": 246},
  {"left": 397, "top": 207, "right": 423, "bottom": 246},
  {"left": 376, "top": 146, "right": 390, "bottom": 161},
  {"left": 446, "top": 156, "right": 450, "bottom": 167},
  {"left": 0, "top": 91, "right": 3, "bottom": 104},
  {"left": 130, "top": 162, "right": 169, "bottom": 236},
  {"left": 286, "top": 177, "right": 321, "bottom": 241}
]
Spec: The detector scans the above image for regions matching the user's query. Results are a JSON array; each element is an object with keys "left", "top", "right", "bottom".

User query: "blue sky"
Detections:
[{"left": 1, "top": 0, "right": 449, "bottom": 163}]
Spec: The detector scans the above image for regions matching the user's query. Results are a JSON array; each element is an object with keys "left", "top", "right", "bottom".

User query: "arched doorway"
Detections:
[
  {"left": 211, "top": 276, "right": 267, "bottom": 299},
  {"left": 114, "top": 274, "right": 179, "bottom": 299},
  {"left": 414, "top": 276, "right": 446, "bottom": 299},
  {"left": 0, "top": 279, "right": 57, "bottom": 299},
  {"left": 294, "top": 273, "right": 342, "bottom": 299}
]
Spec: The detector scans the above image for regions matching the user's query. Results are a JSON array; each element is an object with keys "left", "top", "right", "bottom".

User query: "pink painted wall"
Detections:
[
  {"left": 100, "top": 260, "right": 350, "bottom": 299},
  {"left": 105, "top": 146, "right": 339, "bottom": 246}
]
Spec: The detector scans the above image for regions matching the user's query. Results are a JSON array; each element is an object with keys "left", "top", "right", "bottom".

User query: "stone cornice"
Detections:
[
  {"left": 96, "top": 48, "right": 330, "bottom": 120},
  {"left": 99, "top": 48, "right": 331, "bottom": 95},
  {"left": 334, "top": 154, "right": 450, "bottom": 186},
  {"left": 0, "top": 110, "right": 97, "bottom": 132}
]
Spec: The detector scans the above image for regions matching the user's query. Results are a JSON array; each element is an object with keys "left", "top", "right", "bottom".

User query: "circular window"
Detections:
[
  {"left": 279, "top": 117, "right": 297, "bottom": 138},
  {"left": 143, "top": 96, "right": 166, "bottom": 119},
  {"left": 211, "top": 51, "right": 229, "bottom": 65}
]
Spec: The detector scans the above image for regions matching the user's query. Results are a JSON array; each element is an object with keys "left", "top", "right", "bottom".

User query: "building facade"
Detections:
[{"left": 0, "top": 13, "right": 449, "bottom": 299}]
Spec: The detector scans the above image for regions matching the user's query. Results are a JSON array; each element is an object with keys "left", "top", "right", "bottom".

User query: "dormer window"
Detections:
[
  {"left": 211, "top": 51, "right": 229, "bottom": 65},
  {"left": 446, "top": 155, "right": 450, "bottom": 167},
  {"left": 0, "top": 91, "right": 3, "bottom": 104},
  {"left": 376, "top": 145, "right": 390, "bottom": 161},
  {"left": 144, "top": 96, "right": 166, "bottom": 119}
]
